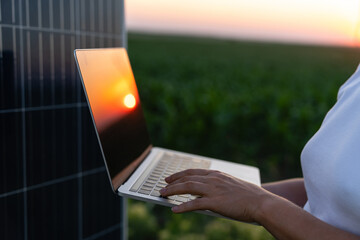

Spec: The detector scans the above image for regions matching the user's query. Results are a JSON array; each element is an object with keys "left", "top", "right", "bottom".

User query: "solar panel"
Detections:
[{"left": 0, "top": 0, "right": 126, "bottom": 239}]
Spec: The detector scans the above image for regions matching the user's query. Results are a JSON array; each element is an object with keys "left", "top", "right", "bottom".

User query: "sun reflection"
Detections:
[
  {"left": 124, "top": 93, "right": 136, "bottom": 108},
  {"left": 75, "top": 49, "right": 141, "bottom": 132}
]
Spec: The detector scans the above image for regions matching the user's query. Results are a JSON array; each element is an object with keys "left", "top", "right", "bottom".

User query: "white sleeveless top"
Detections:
[{"left": 301, "top": 64, "right": 360, "bottom": 236}]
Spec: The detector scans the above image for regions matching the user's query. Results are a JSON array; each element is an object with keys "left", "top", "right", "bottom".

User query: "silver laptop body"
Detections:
[{"left": 74, "top": 48, "right": 260, "bottom": 219}]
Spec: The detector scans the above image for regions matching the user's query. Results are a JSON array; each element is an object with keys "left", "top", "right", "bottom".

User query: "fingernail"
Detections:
[
  {"left": 160, "top": 188, "right": 166, "bottom": 194},
  {"left": 172, "top": 206, "right": 179, "bottom": 212}
]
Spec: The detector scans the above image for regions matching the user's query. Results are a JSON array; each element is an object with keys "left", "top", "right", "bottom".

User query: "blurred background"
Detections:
[
  {"left": 126, "top": 0, "right": 360, "bottom": 239},
  {"left": 1, "top": 0, "right": 360, "bottom": 239}
]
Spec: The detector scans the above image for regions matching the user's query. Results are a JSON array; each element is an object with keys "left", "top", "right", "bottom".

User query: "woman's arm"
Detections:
[
  {"left": 262, "top": 178, "right": 307, "bottom": 207},
  {"left": 258, "top": 193, "right": 359, "bottom": 240},
  {"left": 161, "top": 169, "right": 360, "bottom": 240}
]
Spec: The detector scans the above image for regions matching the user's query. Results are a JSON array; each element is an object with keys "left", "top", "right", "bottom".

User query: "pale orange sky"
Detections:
[{"left": 126, "top": 0, "right": 360, "bottom": 47}]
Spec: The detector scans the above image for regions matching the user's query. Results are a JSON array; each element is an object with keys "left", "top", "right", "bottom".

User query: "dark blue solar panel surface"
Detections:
[{"left": 0, "top": 0, "right": 126, "bottom": 239}]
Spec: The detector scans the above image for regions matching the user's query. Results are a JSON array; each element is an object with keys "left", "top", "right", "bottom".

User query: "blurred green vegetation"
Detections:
[
  {"left": 127, "top": 33, "right": 360, "bottom": 239},
  {"left": 128, "top": 201, "right": 273, "bottom": 240}
]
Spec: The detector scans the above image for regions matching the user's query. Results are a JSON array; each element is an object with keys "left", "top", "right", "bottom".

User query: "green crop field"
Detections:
[{"left": 126, "top": 33, "right": 360, "bottom": 240}]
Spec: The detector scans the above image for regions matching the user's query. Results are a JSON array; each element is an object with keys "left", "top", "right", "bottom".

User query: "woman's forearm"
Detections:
[
  {"left": 262, "top": 178, "right": 307, "bottom": 207},
  {"left": 256, "top": 194, "right": 360, "bottom": 240}
]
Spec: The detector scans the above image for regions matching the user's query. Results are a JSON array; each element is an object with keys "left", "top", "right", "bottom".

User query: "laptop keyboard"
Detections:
[{"left": 130, "top": 152, "right": 211, "bottom": 204}]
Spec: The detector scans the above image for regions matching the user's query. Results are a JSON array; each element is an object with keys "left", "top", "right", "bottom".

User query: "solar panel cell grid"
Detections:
[{"left": 0, "top": 0, "right": 126, "bottom": 239}]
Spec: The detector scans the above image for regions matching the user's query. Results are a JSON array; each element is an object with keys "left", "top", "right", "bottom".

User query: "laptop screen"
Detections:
[{"left": 75, "top": 48, "right": 152, "bottom": 192}]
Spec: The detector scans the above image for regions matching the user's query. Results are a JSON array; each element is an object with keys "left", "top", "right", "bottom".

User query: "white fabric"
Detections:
[{"left": 301, "top": 64, "right": 360, "bottom": 236}]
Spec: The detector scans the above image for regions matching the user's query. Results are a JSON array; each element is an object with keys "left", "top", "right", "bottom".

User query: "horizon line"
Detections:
[{"left": 127, "top": 29, "right": 360, "bottom": 49}]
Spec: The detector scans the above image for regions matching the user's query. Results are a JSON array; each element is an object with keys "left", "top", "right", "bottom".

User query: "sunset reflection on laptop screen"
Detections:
[{"left": 75, "top": 48, "right": 151, "bottom": 191}]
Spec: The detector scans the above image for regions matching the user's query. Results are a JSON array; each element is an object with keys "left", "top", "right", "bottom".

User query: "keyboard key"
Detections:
[
  {"left": 145, "top": 180, "right": 156, "bottom": 184},
  {"left": 168, "top": 199, "right": 181, "bottom": 205},
  {"left": 139, "top": 189, "right": 151, "bottom": 195},
  {"left": 143, "top": 183, "right": 153, "bottom": 188},
  {"left": 179, "top": 194, "right": 190, "bottom": 198},
  {"left": 148, "top": 177, "right": 157, "bottom": 181},
  {"left": 176, "top": 196, "right": 189, "bottom": 202},
  {"left": 140, "top": 186, "right": 153, "bottom": 191},
  {"left": 189, "top": 195, "right": 200, "bottom": 200},
  {"left": 150, "top": 190, "right": 161, "bottom": 197}
]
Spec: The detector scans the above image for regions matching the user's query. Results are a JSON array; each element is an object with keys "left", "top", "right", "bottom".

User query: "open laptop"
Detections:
[{"left": 74, "top": 48, "right": 260, "bottom": 218}]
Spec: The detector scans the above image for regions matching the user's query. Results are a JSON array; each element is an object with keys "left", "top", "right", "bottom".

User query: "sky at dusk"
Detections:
[{"left": 126, "top": 0, "right": 360, "bottom": 47}]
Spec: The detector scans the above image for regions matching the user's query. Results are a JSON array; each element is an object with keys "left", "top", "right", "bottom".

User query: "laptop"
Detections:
[{"left": 74, "top": 48, "right": 261, "bottom": 218}]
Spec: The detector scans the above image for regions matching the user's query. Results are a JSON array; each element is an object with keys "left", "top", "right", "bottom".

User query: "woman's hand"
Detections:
[{"left": 160, "top": 169, "right": 274, "bottom": 223}]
